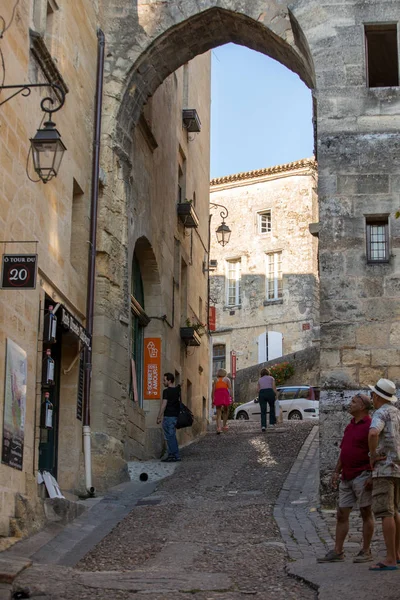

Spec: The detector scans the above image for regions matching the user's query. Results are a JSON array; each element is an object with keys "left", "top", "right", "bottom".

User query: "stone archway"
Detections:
[{"left": 106, "top": 4, "right": 315, "bottom": 149}]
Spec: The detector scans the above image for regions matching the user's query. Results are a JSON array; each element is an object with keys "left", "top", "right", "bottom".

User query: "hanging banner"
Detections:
[
  {"left": 209, "top": 306, "right": 216, "bottom": 331},
  {"left": 2, "top": 339, "right": 27, "bottom": 470},
  {"left": 144, "top": 338, "right": 161, "bottom": 399},
  {"left": 230, "top": 350, "right": 237, "bottom": 380},
  {"left": 1, "top": 254, "right": 37, "bottom": 289}
]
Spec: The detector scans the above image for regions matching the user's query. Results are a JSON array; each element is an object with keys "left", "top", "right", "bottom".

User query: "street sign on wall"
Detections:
[
  {"left": 1, "top": 254, "right": 37, "bottom": 289},
  {"left": 144, "top": 338, "right": 161, "bottom": 399}
]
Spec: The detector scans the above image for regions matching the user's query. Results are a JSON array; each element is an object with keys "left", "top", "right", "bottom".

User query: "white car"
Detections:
[{"left": 234, "top": 386, "right": 319, "bottom": 422}]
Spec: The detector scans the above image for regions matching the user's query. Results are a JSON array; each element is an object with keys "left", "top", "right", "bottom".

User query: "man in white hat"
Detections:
[{"left": 368, "top": 378, "right": 400, "bottom": 571}]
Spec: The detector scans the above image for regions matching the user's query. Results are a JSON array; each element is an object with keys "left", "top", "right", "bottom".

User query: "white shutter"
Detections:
[
  {"left": 257, "top": 331, "right": 267, "bottom": 363},
  {"left": 267, "top": 331, "right": 283, "bottom": 361}
]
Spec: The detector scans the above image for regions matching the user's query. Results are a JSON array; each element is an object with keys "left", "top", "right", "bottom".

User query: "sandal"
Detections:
[
  {"left": 369, "top": 562, "right": 398, "bottom": 571},
  {"left": 222, "top": 426, "right": 229, "bottom": 431},
  {"left": 216, "top": 428, "right": 221, "bottom": 435}
]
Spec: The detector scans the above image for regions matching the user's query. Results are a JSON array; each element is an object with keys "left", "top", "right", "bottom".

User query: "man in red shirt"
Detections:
[{"left": 318, "top": 393, "right": 374, "bottom": 563}]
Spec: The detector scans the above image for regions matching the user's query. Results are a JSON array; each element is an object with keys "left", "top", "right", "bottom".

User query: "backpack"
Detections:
[{"left": 176, "top": 385, "right": 194, "bottom": 429}]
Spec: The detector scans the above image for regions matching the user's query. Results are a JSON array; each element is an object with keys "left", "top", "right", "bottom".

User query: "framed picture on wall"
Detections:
[{"left": 2, "top": 339, "right": 27, "bottom": 471}]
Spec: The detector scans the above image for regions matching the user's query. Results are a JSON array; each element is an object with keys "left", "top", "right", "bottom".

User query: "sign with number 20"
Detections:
[{"left": 1, "top": 255, "right": 38, "bottom": 290}]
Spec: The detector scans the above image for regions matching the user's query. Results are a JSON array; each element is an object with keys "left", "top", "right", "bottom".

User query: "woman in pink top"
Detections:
[
  {"left": 212, "top": 368, "right": 231, "bottom": 434},
  {"left": 257, "top": 368, "right": 277, "bottom": 432}
]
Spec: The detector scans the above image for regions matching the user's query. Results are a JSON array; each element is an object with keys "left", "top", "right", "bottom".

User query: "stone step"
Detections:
[
  {"left": 78, "top": 569, "right": 232, "bottom": 593},
  {"left": 0, "top": 557, "right": 32, "bottom": 584}
]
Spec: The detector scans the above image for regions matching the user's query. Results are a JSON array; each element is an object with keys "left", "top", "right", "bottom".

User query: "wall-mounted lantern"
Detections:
[
  {"left": 210, "top": 202, "right": 232, "bottom": 247},
  {"left": 0, "top": 83, "right": 67, "bottom": 183}
]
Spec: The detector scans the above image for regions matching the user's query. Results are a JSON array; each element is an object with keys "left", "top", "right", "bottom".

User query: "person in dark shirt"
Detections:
[
  {"left": 157, "top": 372, "right": 181, "bottom": 462},
  {"left": 318, "top": 393, "right": 374, "bottom": 563}
]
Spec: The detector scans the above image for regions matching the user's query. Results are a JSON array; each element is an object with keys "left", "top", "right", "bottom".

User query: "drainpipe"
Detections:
[{"left": 83, "top": 28, "right": 105, "bottom": 496}]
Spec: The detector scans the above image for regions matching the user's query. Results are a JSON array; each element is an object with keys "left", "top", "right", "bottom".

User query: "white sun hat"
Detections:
[{"left": 368, "top": 378, "right": 397, "bottom": 403}]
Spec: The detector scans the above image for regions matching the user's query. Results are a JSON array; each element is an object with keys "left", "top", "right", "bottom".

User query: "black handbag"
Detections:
[{"left": 176, "top": 386, "right": 194, "bottom": 429}]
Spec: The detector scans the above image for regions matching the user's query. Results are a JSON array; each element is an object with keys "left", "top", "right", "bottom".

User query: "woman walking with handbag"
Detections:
[
  {"left": 257, "top": 368, "right": 277, "bottom": 432},
  {"left": 212, "top": 368, "right": 231, "bottom": 434}
]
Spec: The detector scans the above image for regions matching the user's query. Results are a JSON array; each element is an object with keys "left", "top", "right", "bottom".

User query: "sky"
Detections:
[{"left": 210, "top": 43, "right": 314, "bottom": 180}]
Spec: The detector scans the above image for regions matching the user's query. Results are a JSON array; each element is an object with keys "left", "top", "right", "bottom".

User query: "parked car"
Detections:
[{"left": 234, "top": 386, "right": 320, "bottom": 422}]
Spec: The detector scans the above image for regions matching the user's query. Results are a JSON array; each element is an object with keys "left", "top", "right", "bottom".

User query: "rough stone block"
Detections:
[
  {"left": 371, "top": 349, "right": 400, "bottom": 367},
  {"left": 342, "top": 349, "right": 371, "bottom": 367},
  {"left": 359, "top": 367, "right": 386, "bottom": 387},
  {"left": 356, "top": 323, "right": 390, "bottom": 347},
  {"left": 337, "top": 174, "right": 389, "bottom": 195}
]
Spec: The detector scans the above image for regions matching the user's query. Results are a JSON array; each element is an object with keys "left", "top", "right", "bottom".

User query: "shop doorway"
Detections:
[{"left": 38, "top": 296, "right": 62, "bottom": 476}]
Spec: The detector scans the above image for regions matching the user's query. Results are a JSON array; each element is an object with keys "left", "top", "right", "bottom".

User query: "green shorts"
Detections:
[{"left": 372, "top": 477, "right": 400, "bottom": 518}]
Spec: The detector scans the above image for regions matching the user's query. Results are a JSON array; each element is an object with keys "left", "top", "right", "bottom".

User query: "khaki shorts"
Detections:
[
  {"left": 372, "top": 477, "right": 400, "bottom": 518},
  {"left": 339, "top": 471, "right": 372, "bottom": 509}
]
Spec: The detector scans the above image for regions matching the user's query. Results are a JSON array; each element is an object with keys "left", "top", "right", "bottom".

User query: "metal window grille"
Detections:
[
  {"left": 76, "top": 353, "right": 84, "bottom": 421},
  {"left": 227, "top": 260, "right": 241, "bottom": 305},
  {"left": 366, "top": 220, "right": 389, "bottom": 263},
  {"left": 212, "top": 344, "right": 226, "bottom": 376},
  {"left": 258, "top": 211, "right": 271, "bottom": 234},
  {"left": 266, "top": 252, "right": 283, "bottom": 300}
]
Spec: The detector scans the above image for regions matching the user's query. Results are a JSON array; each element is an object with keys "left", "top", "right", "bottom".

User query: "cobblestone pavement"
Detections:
[{"left": 10, "top": 421, "right": 317, "bottom": 599}]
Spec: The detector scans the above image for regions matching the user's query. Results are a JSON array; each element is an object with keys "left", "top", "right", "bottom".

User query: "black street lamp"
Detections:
[
  {"left": 210, "top": 202, "right": 231, "bottom": 247},
  {"left": 0, "top": 83, "right": 67, "bottom": 183},
  {"left": 30, "top": 118, "right": 67, "bottom": 184},
  {"left": 215, "top": 221, "right": 231, "bottom": 247}
]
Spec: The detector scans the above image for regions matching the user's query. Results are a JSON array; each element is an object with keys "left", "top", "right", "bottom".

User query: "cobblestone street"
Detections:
[{"left": 9, "top": 422, "right": 316, "bottom": 599}]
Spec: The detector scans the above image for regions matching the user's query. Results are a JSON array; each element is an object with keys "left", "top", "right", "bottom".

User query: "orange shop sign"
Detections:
[{"left": 144, "top": 338, "right": 161, "bottom": 399}]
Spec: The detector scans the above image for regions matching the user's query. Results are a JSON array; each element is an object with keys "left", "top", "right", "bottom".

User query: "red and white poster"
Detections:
[
  {"left": 230, "top": 350, "right": 237, "bottom": 380},
  {"left": 209, "top": 306, "right": 216, "bottom": 331},
  {"left": 144, "top": 338, "right": 161, "bottom": 399}
]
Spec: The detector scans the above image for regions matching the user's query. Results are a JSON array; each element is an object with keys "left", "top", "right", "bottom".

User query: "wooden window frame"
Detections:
[
  {"left": 365, "top": 24, "right": 399, "bottom": 88},
  {"left": 257, "top": 210, "right": 272, "bottom": 235},
  {"left": 226, "top": 259, "right": 241, "bottom": 306},
  {"left": 266, "top": 252, "right": 283, "bottom": 300}
]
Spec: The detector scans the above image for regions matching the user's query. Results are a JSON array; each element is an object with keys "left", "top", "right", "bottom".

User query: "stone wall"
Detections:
[
  {"left": 235, "top": 347, "right": 320, "bottom": 405},
  {"left": 91, "top": 51, "right": 212, "bottom": 488}
]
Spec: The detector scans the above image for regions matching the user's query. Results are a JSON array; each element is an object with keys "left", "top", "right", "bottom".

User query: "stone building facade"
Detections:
[
  {"left": 99, "top": 0, "right": 400, "bottom": 504},
  {"left": 0, "top": 0, "right": 211, "bottom": 536},
  {"left": 0, "top": 0, "right": 99, "bottom": 536},
  {"left": 209, "top": 159, "right": 319, "bottom": 379}
]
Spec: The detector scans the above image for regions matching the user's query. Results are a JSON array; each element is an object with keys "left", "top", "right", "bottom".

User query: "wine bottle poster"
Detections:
[{"left": 2, "top": 339, "right": 27, "bottom": 470}]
